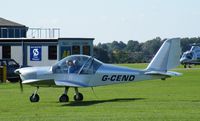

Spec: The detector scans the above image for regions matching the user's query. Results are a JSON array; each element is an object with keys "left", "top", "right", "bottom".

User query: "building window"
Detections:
[
  {"left": 83, "top": 45, "right": 90, "bottom": 55},
  {"left": 8, "top": 29, "right": 14, "bottom": 38},
  {"left": 72, "top": 46, "right": 80, "bottom": 54},
  {"left": 15, "top": 29, "right": 20, "bottom": 38},
  {"left": 2, "top": 28, "right": 8, "bottom": 38},
  {"left": 2, "top": 46, "right": 11, "bottom": 59},
  {"left": 48, "top": 46, "right": 57, "bottom": 60},
  {"left": 21, "top": 29, "right": 27, "bottom": 38}
]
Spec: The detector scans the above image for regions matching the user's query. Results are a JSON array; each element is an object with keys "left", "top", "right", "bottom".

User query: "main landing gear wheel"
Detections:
[
  {"left": 73, "top": 93, "right": 83, "bottom": 101},
  {"left": 74, "top": 87, "right": 83, "bottom": 101},
  {"left": 30, "top": 93, "right": 40, "bottom": 102},
  {"left": 59, "top": 94, "right": 69, "bottom": 102},
  {"left": 59, "top": 86, "right": 69, "bottom": 103}
]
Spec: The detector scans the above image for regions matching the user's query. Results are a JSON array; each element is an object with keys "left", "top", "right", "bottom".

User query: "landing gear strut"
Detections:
[
  {"left": 184, "top": 64, "right": 192, "bottom": 68},
  {"left": 30, "top": 86, "right": 40, "bottom": 102},
  {"left": 59, "top": 87, "right": 69, "bottom": 102},
  {"left": 184, "top": 64, "right": 187, "bottom": 68},
  {"left": 29, "top": 86, "right": 84, "bottom": 103}
]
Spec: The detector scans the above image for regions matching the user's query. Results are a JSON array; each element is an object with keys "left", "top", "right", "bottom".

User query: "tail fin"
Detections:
[{"left": 146, "top": 38, "right": 181, "bottom": 72}]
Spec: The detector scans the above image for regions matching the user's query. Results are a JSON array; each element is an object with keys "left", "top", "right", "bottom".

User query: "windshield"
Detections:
[
  {"left": 182, "top": 52, "right": 192, "bottom": 59},
  {"left": 0, "top": 60, "right": 18, "bottom": 67},
  {"left": 52, "top": 55, "right": 103, "bottom": 74},
  {"left": 8, "top": 60, "right": 18, "bottom": 66}
]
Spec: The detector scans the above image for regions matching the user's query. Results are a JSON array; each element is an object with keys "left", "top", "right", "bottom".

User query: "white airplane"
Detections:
[{"left": 15, "top": 38, "right": 181, "bottom": 103}]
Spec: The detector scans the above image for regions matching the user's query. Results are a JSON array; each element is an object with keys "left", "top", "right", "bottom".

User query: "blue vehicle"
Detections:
[{"left": 0, "top": 59, "right": 20, "bottom": 82}]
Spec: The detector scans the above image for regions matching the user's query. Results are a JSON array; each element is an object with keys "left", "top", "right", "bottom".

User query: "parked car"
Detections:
[{"left": 0, "top": 59, "right": 20, "bottom": 82}]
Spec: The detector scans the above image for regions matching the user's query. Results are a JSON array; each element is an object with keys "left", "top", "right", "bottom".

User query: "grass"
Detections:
[
  {"left": 0, "top": 64, "right": 200, "bottom": 121},
  {"left": 117, "top": 63, "right": 200, "bottom": 69}
]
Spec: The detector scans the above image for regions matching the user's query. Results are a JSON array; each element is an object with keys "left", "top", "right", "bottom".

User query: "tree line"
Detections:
[{"left": 93, "top": 37, "right": 200, "bottom": 63}]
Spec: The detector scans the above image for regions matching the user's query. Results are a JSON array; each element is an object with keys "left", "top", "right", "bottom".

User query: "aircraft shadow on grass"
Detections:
[{"left": 61, "top": 98, "right": 145, "bottom": 106}]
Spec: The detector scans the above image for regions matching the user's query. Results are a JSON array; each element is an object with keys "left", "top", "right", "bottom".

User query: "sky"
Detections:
[{"left": 1, "top": 0, "right": 200, "bottom": 44}]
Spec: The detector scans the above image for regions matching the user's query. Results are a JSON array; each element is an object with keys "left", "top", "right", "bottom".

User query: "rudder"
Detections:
[{"left": 146, "top": 38, "right": 181, "bottom": 72}]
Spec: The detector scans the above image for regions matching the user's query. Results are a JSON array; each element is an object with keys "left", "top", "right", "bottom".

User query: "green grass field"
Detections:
[{"left": 0, "top": 64, "right": 200, "bottom": 121}]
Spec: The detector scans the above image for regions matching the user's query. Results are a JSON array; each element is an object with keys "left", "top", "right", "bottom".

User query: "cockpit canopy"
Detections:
[
  {"left": 52, "top": 55, "right": 103, "bottom": 74},
  {"left": 182, "top": 51, "right": 193, "bottom": 59}
]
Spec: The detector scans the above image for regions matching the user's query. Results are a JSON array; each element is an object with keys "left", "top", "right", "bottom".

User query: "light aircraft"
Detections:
[
  {"left": 15, "top": 38, "right": 181, "bottom": 103},
  {"left": 180, "top": 43, "right": 200, "bottom": 68}
]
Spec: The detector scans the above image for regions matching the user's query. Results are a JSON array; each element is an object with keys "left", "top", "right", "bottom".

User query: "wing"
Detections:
[
  {"left": 22, "top": 79, "right": 55, "bottom": 86},
  {"left": 22, "top": 79, "right": 89, "bottom": 87},
  {"left": 55, "top": 80, "right": 89, "bottom": 87}
]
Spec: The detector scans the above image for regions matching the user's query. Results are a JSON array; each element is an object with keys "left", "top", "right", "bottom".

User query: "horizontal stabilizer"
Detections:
[{"left": 145, "top": 71, "right": 182, "bottom": 77}]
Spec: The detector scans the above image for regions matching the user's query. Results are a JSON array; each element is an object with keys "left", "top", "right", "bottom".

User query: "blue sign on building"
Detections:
[{"left": 30, "top": 46, "right": 42, "bottom": 61}]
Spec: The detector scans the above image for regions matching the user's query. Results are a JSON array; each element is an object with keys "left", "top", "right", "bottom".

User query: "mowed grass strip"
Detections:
[{"left": 0, "top": 64, "right": 200, "bottom": 121}]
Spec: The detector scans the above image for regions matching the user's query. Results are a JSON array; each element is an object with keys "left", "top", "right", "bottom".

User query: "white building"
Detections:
[
  {"left": 0, "top": 38, "right": 93, "bottom": 66},
  {"left": 0, "top": 18, "right": 94, "bottom": 66}
]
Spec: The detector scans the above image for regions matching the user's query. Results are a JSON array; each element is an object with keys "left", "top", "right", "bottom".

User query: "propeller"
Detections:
[
  {"left": 15, "top": 69, "right": 23, "bottom": 92},
  {"left": 19, "top": 77, "right": 23, "bottom": 92}
]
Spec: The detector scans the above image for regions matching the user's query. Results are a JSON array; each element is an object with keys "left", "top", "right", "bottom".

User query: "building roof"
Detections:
[
  {"left": 0, "top": 38, "right": 94, "bottom": 43},
  {"left": 59, "top": 38, "right": 94, "bottom": 41},
  {"left": 0, "top": 38, "right": 57, "bottom": 42},
  {"left": 0, "top": 17, "right": 26, "bottom": 27}
]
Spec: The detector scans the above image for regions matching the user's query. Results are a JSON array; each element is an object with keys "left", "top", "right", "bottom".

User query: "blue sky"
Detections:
[{"left": 1, "top": 0, "right": 200, "bottom": 44}]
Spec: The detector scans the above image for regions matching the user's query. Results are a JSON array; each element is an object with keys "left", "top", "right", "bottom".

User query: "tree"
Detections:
[
  {"left": 94, "top": 37, "right": 200, "bottom": 63},
  {"left": 93, "top": 46, "right": 110, "bottom": 63},
  {"left": 126, "top": 40, "right": 140, "bottom": 52},
  {"left": 111, "top": 50, "right": 128, "bottom": 63},
  {"left": 141, "top": 37, "right": 162, "bottom": 62},
  {"left": 111, "top": 41, "right": 126, "bottom": 51},
  {"left": 97, "top": 43, "right": 109, "bottom": 51}
]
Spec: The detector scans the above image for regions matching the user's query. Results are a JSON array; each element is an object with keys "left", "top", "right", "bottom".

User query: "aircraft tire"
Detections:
[
  {"left": 59, "top": 94, "right": 69, "bottom": 102},
  {"left": 30, "top": 93, "right": 40, "bottom": 102},
  {"left": 74, "top": 93, "right": 83, "bottom": 101}
]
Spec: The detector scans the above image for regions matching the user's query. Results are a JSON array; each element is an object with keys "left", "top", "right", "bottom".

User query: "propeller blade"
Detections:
[{"left": 19, "top": 78, "right": 23, "bottom": 92}]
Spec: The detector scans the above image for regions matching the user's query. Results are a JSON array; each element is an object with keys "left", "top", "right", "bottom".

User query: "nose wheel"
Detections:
[
  {"left": 30, "top": 86, "right": 40, "bottom": 102},
  {"left": 30, "top": 93, "right": 40, "bottom": 102}
]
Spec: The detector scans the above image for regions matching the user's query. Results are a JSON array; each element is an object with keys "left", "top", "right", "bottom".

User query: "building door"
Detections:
[{"left": 2, "top": 46, "right": 11, "bottom": 59}]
